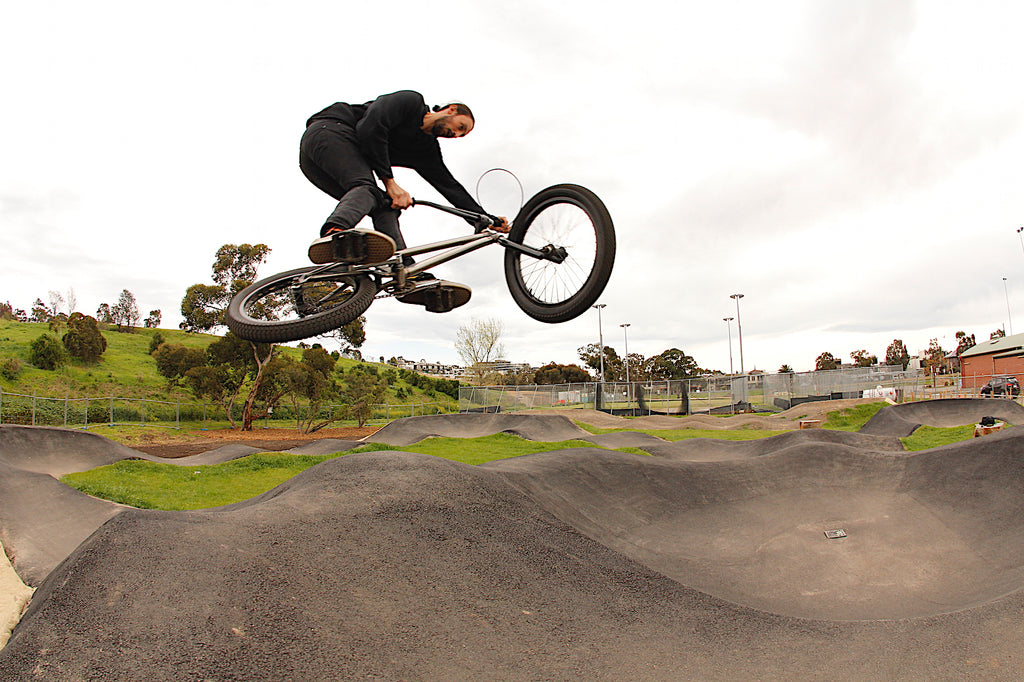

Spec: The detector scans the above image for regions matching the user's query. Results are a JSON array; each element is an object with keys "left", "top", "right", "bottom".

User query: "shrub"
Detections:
[
  {"left": 0, "top": 357, "right": 22, "bottom": 380},
  {"left": 149, "top": 331, "right": 166, "bottom": 354},
  {"left": 29, "top": 333, "right": 68, "bottom": 370}
]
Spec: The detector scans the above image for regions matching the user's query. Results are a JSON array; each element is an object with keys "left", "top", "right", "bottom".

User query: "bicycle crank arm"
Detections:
[{"left": 499, "top": 239, "right": 568, "bottom": 264}]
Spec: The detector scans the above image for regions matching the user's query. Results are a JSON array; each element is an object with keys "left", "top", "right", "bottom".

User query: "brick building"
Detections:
[{"left": 959, "top": 333, "right": 1024, "bottom": 388}]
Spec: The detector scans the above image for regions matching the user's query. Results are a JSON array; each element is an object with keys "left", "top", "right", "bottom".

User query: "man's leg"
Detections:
[{"left": 299, "top": 120, "right": 381, "bottom": 236}]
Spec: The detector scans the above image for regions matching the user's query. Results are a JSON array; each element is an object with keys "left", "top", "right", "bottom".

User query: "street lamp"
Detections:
[
  {"left": 1017, "top": 227, "right": 1024, "bottom": 258},
  {"left": 592, "top": 304, "right": 606, "bottom": 382},
  {"left": 723, "top": 317, "right": 735, "bottom": 375},
  {"left": 730, "top": 294, "right": 745, "bottom": 375},
  {"left": 620, "top": 323, "right": 631, "bottom": 384}
]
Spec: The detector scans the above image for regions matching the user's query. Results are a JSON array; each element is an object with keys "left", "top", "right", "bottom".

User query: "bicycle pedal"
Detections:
[
  {"left": 308, "top": 230, "right": 396, "bottom": 265},
  {"left": 396, "top": 280, "right": 471, "bottom": 313}
]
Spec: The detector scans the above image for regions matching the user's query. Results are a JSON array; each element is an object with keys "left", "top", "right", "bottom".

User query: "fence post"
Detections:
[
  {"left": 32, "top": 391, "right": 37, "bottom": 426},
  {"left": 0, "top": 388, "right": 3, "bottom": 425},
  {"left": 84, "top": 397, "right": 89, "bottom": 429},
  {"left": 176, "top": 401, "right": 180, "bottom": 429},
  {"left": 109, "top": 397, "right": 114, "bottom": 426},
  {"left": 64, "top": 394, "right": 68, "bottom": 427}
]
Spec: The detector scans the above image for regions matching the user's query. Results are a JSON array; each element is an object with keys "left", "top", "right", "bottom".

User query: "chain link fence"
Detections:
[{"left": 458, "top": 366, "right": 1013, "bottom": 415}]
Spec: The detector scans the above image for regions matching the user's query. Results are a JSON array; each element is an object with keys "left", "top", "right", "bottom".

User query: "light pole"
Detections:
[
  {"left": 593, "top": 304, "right": 606, "bottom": 382},
  {"left": 620, "top": 323, "right": 631, "bottom": 384},
  {"left": 1017, "top": 227, "right": 1024, "bottom": 258},
  {"left": 593, "top": 304, "right": 606, "bottom": 410},
  {"left": 730, "top": 294, "right": 745, "bottom": 375},
  {"left": 723, "top": 317, "right": 735, "bottom": 375},
  {"left": 1004, "top": 277, "right": 1013, "bottom": 336}
]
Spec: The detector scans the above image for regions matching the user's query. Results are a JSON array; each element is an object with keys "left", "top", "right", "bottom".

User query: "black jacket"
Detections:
[{"left": 308, "top": 90, "right": 485, "bottom": 215}]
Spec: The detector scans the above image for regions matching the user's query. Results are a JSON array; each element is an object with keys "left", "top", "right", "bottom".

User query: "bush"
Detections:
[
  {"left": 29, "top": 333, "right": 68, "bottom": 370},
  {"left": 0, "top": 357, "right": 22, "bottom": 380},
  {"left": 149, "top": 331, "right": 166, "bottom": 354},
  {"left": 62, "top": 313, "right": 107, "bottom": 363}
]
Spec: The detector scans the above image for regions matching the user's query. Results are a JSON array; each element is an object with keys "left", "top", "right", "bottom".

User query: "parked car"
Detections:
[{"left": 980, "top": 376, "right": 1021, "bottom": 396}]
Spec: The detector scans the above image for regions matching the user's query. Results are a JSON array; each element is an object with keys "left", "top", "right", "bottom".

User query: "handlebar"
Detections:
[{"left": 411, "top": 198, "right": 504, "bottom": 232}]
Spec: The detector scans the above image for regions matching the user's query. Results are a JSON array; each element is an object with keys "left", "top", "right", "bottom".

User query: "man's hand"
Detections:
[
  {"left": 384, "top": 178, "right": 412, "bottom": 209},
  {"left": 492, "top": 216, "right": 510, "bottom": 233}
]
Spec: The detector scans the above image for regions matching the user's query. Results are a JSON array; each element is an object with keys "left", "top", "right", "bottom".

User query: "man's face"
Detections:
[{"left": 431, "top": 112, "right": 474, "bottom": 138}]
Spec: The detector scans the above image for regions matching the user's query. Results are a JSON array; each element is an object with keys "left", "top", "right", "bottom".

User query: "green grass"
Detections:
[
  {"left": 820, "top": 402, "right": 887, "bottom": 431},
  {"left": 61, "top": 433, "right": 646, "bottom": 510},
  {"left": 901, "top": 424, "right": 980, "bottom": 451}
]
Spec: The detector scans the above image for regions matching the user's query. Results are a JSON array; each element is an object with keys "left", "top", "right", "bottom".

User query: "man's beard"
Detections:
[{"left": 430, "top": 116, "right": 456, "bottom": 138}]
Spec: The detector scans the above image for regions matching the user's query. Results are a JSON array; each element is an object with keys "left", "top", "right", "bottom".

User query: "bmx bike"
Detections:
[{"left": 225, "top": 183, "right": 615, "bottom": 344}]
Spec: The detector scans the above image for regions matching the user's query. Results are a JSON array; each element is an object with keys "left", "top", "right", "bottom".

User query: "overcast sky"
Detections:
[{"left": 3, "top": 1, "right": 1023, "bottom": 373}]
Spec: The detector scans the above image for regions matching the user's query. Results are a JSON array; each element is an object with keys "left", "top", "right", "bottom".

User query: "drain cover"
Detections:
[{"left": 824, "top": 529, "right": 847, "bottom": 539}]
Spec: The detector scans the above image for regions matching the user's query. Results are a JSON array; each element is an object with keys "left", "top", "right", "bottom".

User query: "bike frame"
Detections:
[{"left": 295, "top": 200, "right": 565, "bottom": 288}]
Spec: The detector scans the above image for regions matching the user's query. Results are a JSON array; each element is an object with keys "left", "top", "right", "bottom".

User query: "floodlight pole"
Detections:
[{"left": 723, "top": 317, "right": 735, "bottom": 376}]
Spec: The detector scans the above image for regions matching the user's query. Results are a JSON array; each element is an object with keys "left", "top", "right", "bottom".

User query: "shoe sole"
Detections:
[
  {"left": 308, "top": 230, "right": 396, "bottom": 265},
  {"left": 396, "top": 281, "right": 472, "bottom": 312}
]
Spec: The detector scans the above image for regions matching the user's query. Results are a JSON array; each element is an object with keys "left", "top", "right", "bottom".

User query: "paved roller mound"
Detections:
[{"left": 3, "top": 401, "right": 1024, "bottom": 679}]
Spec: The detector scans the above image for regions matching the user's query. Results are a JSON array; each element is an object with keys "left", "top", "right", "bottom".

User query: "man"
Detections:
[{"left": 300, "top": 90, "right": 508, "bottom": 266}]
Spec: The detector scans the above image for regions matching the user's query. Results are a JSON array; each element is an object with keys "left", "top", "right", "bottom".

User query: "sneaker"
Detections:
[
  {"left": 308, "top": 228, "right": 396, "bottom": 265},
  {"left": 396, "top": 280, "right": 472, "bottom": 313}
]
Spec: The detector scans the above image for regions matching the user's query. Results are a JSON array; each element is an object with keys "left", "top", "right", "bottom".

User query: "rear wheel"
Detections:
[
  {"left": 503, "top": 184, "right": 615, "bottom": 323},
  {"left": 226, "top": 266, "right": 376, "bottom": 343}
]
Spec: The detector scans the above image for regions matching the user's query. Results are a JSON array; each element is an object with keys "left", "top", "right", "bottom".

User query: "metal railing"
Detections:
[{"left": 0, "top": 389, "right": 456, "bottom": 430}]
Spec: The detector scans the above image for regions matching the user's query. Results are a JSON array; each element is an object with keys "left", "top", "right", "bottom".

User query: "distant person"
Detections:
[{"left": 300, "top": 90, "right": 508, "bottom": 266}]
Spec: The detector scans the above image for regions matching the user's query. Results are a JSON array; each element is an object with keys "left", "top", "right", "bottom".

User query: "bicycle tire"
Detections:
[
  {"left": 503, "top": 184, "right": 615, "bottom": 323},
  {"left": 226, "top": 266, "right": 376, "bottom": 344}
]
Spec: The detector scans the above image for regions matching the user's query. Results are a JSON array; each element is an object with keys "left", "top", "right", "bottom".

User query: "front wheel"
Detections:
[
  {"left": 503, "top": 184, "right": 615, "bottom": 323},
  {"left": 226, "top": 266, "right": 376, "bottom": 344}
]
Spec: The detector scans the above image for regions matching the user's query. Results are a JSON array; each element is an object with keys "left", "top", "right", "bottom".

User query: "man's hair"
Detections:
[{"left": 432, "top": 102, "right": 474, "bottom": 121}]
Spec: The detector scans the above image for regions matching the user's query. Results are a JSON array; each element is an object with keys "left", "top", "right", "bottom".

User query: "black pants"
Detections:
[{"left": 298, "top": 118, "right": 405, "bottom": 249}]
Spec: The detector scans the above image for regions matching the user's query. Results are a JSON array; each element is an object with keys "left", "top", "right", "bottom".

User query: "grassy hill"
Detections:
[{"left": 0, "top": 320, "right": 458, "bottom": 417}]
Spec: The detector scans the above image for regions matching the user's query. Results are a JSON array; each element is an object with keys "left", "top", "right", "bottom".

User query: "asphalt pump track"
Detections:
[{"left": 3, "top": 399, "right": 1024, "bottom": 679}]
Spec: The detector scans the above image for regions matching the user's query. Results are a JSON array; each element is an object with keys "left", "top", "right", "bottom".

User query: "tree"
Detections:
[
  {"left": 154, "top": 343, "right": 207, "bottom": 387},
  {"left": 778, "top": 364, "right": 794, "bottom": 373},
  {"left": 534, "top": 362, "right": 591, "bottom": 384},
  {"left": 339, "top": 364, "right": 388, "bottom": 427},
  {"left": 180, "top": 244, "right": 271, "bottom": 332},
  {"left": 96, "top": 303, "right": 113, "bottom": 324},
  {"left": 991, "top": 328, "right": 1006, "bottom": 340},
  {"left": 577, "top": 343, "right": 623, "bottom": 380},
  {"left": 955, "top": 331, "right": 976, "bottom": 356},
  {"left": 144, "top": 310, "right": 162, "bottom": 328},
  {"left": 644, "top": 348, "right": 702, "bottom": 380},
  {"left": 48, "top": 290, "right": 66, "bottom": 317},
  {"left": 110, "top": 289, "right": 140, "bottom": 332},
  {"left": 62, "top": 313, "right": 107, "bottom": 363},
  {"left": 815, "top": 352, "right": 838, "bottom": 371},
  {"left": 30, "top": 298, "right": 51, "bottom": 323},
  {"left": 281, "top": 347, "right": 343, "bottom": 433},
  {"left": 0, "top": 302, "right": 13, "bottom": 320},
  {"left": 455, "top": 317, "right": 506, "bottom": 385},
  {"left": 29, "top": 333, "right": 67, "bottom": 370},
  {"left": 182, "top": 334, "right": 271, "bottom": 428},
  {"left": 850, "top": 350, "right": 877, "bottom": 367},
  {"left": 179, "top": 245, "right": 281, "bottom": 430},
  {"left": 923, "top": 338, "right": 947, "bottom": 374},
  {"left": 885, "top": 339, "right": 910, "bottom": 369}
]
